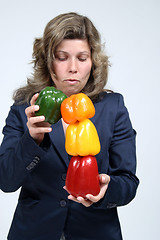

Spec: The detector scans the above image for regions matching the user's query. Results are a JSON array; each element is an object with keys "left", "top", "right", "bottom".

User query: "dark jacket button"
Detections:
[
  {"left": 60, "top": 200, "right": 67, "bottom": 207},
  {"left": 62, "top": 174, "right": 66, "bottom": 181}
]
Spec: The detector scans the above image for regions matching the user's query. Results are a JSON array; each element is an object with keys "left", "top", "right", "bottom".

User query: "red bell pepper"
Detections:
[{"left": 65, "top": 155, "right": 100, "bottom": 198}]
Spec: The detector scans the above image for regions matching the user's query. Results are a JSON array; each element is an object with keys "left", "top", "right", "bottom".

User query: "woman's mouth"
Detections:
[{"left": 64, "top": 79, "right": 80, "bottom": 85}]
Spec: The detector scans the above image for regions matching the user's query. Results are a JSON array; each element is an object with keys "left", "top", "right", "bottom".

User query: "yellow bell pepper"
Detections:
[{"left": 65, "top": 119, "right": 100, "bottom": 156}]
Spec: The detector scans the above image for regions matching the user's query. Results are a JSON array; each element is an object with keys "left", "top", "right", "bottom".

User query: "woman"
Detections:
[{"left": 0, "top": 12, "right": 139, "bottom": 240}]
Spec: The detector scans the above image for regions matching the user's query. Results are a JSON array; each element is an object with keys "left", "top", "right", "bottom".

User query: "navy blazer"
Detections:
[{"left": 0, "top": 92, "right": 139, "bottom": 240}]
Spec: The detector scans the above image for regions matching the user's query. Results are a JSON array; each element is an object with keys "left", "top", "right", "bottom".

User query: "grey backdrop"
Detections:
[{"left": 0, "top": 0, "right": 159, "bottom": 239}]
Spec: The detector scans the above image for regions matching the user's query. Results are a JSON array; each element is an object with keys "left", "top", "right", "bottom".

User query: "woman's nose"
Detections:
[{"left": 68, "top": 59, "right": 78, "bottom": 73}]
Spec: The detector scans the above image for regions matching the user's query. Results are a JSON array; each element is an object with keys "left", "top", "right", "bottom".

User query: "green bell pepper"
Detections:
[{"left": 35, "top": 86, "right": 67, "bottom": 124}]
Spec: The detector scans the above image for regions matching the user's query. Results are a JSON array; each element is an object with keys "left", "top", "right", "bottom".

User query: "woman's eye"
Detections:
[
  {"left": 78, "top": 57, "right": 87, "bottom": 62},
  {"left": 55, "top": 55, "right": 68, "bottom": 61},
  {"left": 58, "top": 57, "right": 67, "bottom": 61}
]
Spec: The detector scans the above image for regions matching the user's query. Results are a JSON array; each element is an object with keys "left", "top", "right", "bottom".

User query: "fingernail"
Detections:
[
  {"left": 77, "top": 197, "right": 83, "bottom": 202},
  {"left": 40, "top": 116, "right": 45, "bottom": 120},
  {"left": 102, "top": 176, "right": 106, "bottom": 182},
  {"left": 48, "top": 127, "right": 52, "bottom": 132},
  {"left": 35, "top": 105, "right": 39, "bottom": 111}
]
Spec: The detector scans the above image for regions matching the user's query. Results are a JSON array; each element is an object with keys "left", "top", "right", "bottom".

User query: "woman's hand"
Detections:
[
  {"left": 64, "top": 174, "right": 110, "bottom": 207},
  {"left": 25, "top": 93, "right": 52, "bottom": 145}
]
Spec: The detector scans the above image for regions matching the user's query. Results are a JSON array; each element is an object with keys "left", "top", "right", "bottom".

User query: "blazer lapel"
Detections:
[{"left": 49, "top": 119, "right": 69, "bottom": 166}]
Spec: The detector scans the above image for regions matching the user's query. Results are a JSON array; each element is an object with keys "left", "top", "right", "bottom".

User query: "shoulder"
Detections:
[
  {"left": 93, "top": 91, "right": 131, "bottom": 127},
  {"left": 10, "top": 102, "right": 29, "bottom": 113},
  {"left": 94, "top": 91, "right": 123, "bottom": 101},
  {"left": 6, "top": 102, "right": 29, "bottom": 126},
  {"left": 94, "top": 91, "right": 125, "bottom": 110}
]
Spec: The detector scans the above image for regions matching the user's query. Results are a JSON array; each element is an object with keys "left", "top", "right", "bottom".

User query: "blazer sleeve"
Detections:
[
  {"left": 94, "top": 94, "right": 139, "bottom": 209},
  {"left": 0, "top": 104, "right": 49, "bottom": 192}
]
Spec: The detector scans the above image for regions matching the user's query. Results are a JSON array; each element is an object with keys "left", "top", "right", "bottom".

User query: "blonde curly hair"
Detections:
[{"left": 13, "top": 12, "right": 110, "bottom": 103}]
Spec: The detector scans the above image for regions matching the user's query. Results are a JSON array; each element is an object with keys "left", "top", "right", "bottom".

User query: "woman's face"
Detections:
[{"left": 51, "top": 39, "right": 92, "bottom": 97}]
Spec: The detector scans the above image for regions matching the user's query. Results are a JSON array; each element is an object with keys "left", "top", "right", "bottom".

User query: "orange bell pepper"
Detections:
[
  {"left": 65, "top": 119, "right": 101, "bottom": 156},
  {"left": 61, "top": 93, "right": 95, "bottom": 124}
]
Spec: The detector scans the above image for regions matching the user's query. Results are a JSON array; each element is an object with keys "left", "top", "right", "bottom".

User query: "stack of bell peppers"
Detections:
[
  {"left": 61, "top": 93, "right": 101, "bottom": 198},
  {"left": 35, "top": 87, "right": 101, "bottom": 198}
]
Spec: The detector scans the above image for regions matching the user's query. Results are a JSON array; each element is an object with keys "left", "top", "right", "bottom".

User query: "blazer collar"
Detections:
[{"left": 49, "top": 119, "right": 69, "bottom": 167}]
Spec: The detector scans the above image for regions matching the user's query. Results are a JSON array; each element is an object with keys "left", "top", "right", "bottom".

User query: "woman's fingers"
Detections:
[
  {"left": 63, "top": 187, "right": 93, "bottom": 207},
  {"left": 30, "top": 93, "right": 39, "bottom": 106},
  {"left": 28, "top": 115, "right": 45, "bottom": 125},
  {"left": 25, "top": 93, "right": 39, "bottom": 118},
  {"left": 63, "top": 174, "right": 111, "bottom": 207},
  {"left": 27, "top": 115, "right": 52, "bottom": 136},
  {"left": 68, "top": 195, "right": 93, "bottom": 207},
  {"left": 25, "top": 93, "right": 52, "bottom": 144},
  {"left": 85, "top": 174, "right": 110, "bottom": 202}
]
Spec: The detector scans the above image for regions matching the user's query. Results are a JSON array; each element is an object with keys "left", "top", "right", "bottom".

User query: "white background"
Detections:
[{"left": 0, "top": 0, "right": 159, "bottom": 239}]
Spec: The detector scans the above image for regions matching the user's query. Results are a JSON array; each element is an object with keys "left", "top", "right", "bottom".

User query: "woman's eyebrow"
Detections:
[
  {"left": 55, "top": 50, "right": 66, "bottom": 53},
  {"left": 55, "top": 50, "right": 90, "bottom": 54}
]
